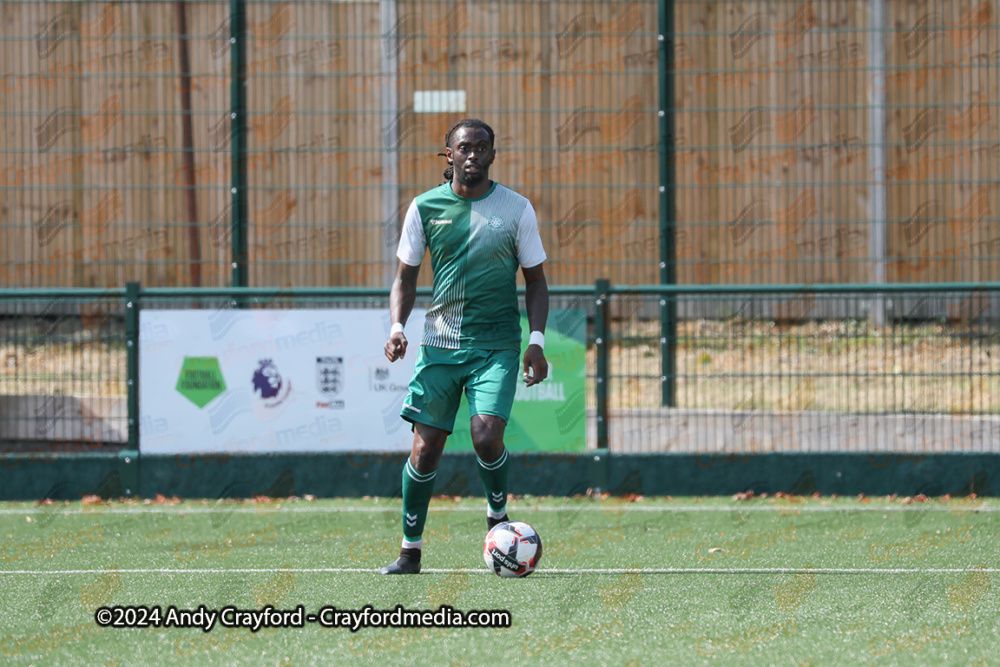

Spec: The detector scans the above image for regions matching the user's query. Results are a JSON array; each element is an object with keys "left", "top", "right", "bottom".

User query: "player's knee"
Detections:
[
  {"left": 471, "top": 416, "right": 506, "bottom": 454},
  {"left": 415, "top": 423, "right": 448, "bottom": 447},
  {"left": 415, "top": 435, "right": 446, "bottom": 457},
  {"left": 412, "top": 424, "right": 448, "bottom": 472},
  {"left": 411, "top": 443, "right": 444, "bottom": 474}
]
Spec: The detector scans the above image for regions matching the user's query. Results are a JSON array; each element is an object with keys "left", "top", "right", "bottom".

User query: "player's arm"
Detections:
[
  {"left": 386, "top": 201, "right": 426, "bottom": 362},
  {"left": 522, "top": 262, "right": 549, "bottom": 386},
  {"left": 386, "top": 261, "right": 420, "bottom": 361},
  {"left": 518, "top": 200, "right": 549, "bottom": 386}
]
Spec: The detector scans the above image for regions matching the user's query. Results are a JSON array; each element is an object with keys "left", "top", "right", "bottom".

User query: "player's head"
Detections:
[{"left": 442, "top": 119, "right": 495, "bottom": 186}]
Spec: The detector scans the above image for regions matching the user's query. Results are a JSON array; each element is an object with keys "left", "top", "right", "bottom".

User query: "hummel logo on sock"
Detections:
[
  {"left": 405, "top": 513, "right": 418, "bottom": 527},
  {"left": 491, "top": 492, "right": 504, "bottom": 503}
]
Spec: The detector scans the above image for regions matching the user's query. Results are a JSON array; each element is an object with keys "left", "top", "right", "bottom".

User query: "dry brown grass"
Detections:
[
  {"left": 590, "top": 319, "right": 999, "bottom": 413},
  {"left": 1, "top": 340, "right": 125, "bottom": 397}
]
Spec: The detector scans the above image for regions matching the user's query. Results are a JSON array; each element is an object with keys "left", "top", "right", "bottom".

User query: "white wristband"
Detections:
[
  {"left": 529, "top": 331, "right": 545, "bottom": 349},
  {"left": 390, "top": 322, "right": 404, "bottom": 335}
]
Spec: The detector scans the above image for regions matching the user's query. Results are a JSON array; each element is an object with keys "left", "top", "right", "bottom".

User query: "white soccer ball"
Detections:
[{"left": 483, "top": 521, "right": 542, "bottom": 578}]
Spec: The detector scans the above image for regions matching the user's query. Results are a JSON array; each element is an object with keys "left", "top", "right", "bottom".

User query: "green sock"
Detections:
[
  {"left": 477, "top": 448, "right": 510, "bottom": 514},
  {"left": 401, "top": 459, "right": 436, "bottom": 545}
]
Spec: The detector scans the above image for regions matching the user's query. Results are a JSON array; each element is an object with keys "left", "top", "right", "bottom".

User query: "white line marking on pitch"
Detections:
[
  {"left": 1, "top": 567, "right": 998, "bottom": 576},
  {"left": 0, "top": 504, "right": 994, "bottom": 515}
]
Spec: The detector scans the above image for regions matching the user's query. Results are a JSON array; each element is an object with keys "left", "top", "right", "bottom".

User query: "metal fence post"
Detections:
[
  {"left": 230, "top": 0, "right": 248, "bottom": 290},
  {"left": 593, "top": 279, "right": 611, "bottom": 494},
  {"left": 380, "top": 0, "right": 400, "bottom": 288},
  {"left": 595, "top": 279, "right": 610, "bottom": 451},
  {"left": 868, "top": 0, "right": 887, "bottom": 327},
  {"left": 659, "top": 0, "right": 678, "bottom": 407},
  {"left": 122, "top": 281, "right": 141, "bottom": 497}
]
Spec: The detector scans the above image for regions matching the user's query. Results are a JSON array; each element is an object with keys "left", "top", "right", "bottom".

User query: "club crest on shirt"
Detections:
[{"left": 488, "top": 215, "right": 504, "bottom": 230}]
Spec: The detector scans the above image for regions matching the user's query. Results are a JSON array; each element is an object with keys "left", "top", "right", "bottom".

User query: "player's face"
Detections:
[{"left": 447, "top": 127, "right": 495, "bottom": 186}]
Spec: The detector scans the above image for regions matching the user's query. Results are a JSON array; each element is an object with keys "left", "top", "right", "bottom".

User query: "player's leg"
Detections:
[
  {"left": 466, "top": 349, "right": 520, "bottom": 530},
  {"left": 471, "top": 414, "right": 510, "bottom": 529},
  {"left": 380, "top": 423, "right": 448, "bottom": 574},
  {"left": 381, "top": 346, "right": 466, "bottom": 574}
]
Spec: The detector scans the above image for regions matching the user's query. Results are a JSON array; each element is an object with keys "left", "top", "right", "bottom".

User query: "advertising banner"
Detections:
[
  {"left": 140, "top": 309, "right": 422, "bottom": 454},
  {"left": 139, "top": 307, "right": 585, "bottom": 454}
]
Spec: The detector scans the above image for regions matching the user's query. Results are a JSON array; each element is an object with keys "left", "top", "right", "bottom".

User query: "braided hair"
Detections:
[{"left": 441, "top": 118, "right": 495, "bottom": 182}]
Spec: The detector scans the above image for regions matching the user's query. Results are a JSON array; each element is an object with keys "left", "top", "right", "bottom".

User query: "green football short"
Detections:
[{"left": 400, "top": 346, "right": 520, "bottom": 433}]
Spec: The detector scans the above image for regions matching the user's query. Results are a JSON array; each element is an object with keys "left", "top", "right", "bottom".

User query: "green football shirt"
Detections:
[{"left": 396, "top": 181, "right": 547, "bottom": 350}]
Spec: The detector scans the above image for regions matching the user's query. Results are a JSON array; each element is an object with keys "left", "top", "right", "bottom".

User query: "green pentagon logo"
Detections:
[{"left": 176, "top": 357, "right": 226, "bottom": 408}]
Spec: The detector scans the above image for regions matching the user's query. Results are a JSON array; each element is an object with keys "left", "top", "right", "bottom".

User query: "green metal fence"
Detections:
[
  {"left": 0, "top": 0, "right": 665, "bottom": 288},
  {"left": 593, "top": 282, "right": 1000, "bottom": 455},
  {"left": 1, "top": 1, "right": 999, "bottom": 486},
  {"left": 2, "top": 0, "right": 997, "bottom": 290},
  {"left": 2, "top": 283, "right": 997, "bottom": 460}
]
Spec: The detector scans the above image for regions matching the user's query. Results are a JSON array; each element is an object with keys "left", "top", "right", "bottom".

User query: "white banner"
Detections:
[{"left": 139, "top": 309, "right": 424, "bottom": 454}]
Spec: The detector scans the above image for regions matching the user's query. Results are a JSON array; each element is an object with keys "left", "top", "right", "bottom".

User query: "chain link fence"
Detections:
[
  {"left": 1, "top": 1, "right": 998, "bottom": 462},
  {"left": 2, "top": 1, "right": 995, "bottom": 290}
]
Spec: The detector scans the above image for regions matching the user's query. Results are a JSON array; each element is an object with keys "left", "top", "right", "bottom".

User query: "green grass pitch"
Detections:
[{"left": 1, "top": 495, "right": 997, "bottom": 666}]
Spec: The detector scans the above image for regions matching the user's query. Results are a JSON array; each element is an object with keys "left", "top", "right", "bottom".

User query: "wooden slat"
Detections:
[{"left": 0, "top": 0, "right": 996, "bottom": 288}]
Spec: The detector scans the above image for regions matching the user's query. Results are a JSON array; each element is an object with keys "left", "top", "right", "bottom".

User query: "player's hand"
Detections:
[
  {"left": 385, "top": 332, "right": 408, "bottom": 362},
  {"left": 522, "top": 345, "right": 548, "bottom": 386}
]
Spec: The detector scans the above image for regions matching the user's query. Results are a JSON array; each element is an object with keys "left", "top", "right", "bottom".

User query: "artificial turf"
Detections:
[{"left": 1, "top": 495, "right": 997, "bottom": 666}]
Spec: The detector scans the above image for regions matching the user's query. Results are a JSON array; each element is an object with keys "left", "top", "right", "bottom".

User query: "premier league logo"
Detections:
[
  {"left": 251, "top": 358, "right": 293, "bottom": 417},
  {"left": 316, "top": 356, "right": 345, "bottom": 409},
  {"left": 252, "top": 359, "right": 283, "bottom": 399}
]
